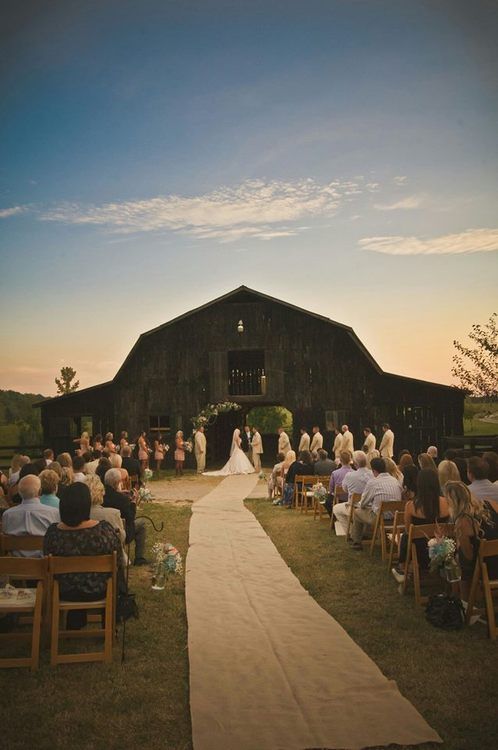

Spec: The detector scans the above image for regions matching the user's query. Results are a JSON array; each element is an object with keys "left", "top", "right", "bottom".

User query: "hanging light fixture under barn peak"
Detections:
[{"left": 237, "top": 319, "right": 244, "bottom": 334}]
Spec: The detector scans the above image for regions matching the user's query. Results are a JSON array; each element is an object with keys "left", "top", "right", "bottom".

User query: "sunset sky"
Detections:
[{"left": 1, "top": 0, "right": 497, "bottom": 396}]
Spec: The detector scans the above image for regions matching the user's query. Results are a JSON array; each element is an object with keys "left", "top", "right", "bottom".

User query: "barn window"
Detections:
[
  {"left": 228, "top": 350, "right": 265, "bottom": 396},
  {"left": 149, "top": 415, "right": 170, "bottom": 431}
]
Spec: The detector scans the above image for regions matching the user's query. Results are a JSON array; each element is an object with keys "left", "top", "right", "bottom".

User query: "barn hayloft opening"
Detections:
[{"left": 228, "top": 350, "right": 265, "bottom": 396}]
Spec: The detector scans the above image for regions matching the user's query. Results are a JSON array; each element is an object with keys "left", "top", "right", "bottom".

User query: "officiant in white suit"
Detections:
[
  {"left": 194, "top": 425, "right": 207, "bottom": 473},
  {"left": 251, "top": 427, "right": 263, "bottom": 472}
]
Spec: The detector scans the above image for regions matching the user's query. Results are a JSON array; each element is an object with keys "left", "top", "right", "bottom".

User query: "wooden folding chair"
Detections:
[
  {"left": 312, "top": 476, "right": 333, "bottom": 521},
  {"left": 0, "top": 534, "right": 44, "bottom": 556},
  {"left": 387, "top": 510, "right": 406, "bottom": 570},
  {"left": 328, "top": 485, "right": 347, "bottom": 532},
  {"left": 370, "top": 500, "right": 406, "bottom": 559},
  {"left": 0, "top": 556, "right": 47, "bottom": 670},
  {"left": 466, "top": 539, "right": 498, "bottom": 639},
  {"left": 401, "top": 523, "right": 455, "bottom": 606},
  {"left": 300, "top": 476, "right": 318, "bottom": 514},
  {"left": 344, "top": 493, "right": 362, "bottom": 541},
  {"left": 48, "top": 552, "right": 117, "bottom": 665}
]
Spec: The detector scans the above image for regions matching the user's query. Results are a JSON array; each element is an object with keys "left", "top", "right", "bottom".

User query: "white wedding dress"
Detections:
[{"left": 203, "top": 429, "right": 255, "bottom": 476}]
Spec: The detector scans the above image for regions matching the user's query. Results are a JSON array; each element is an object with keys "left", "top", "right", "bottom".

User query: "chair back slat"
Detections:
[
  {"left": 479, "top": 539, "right": 498, "bottom": 560},
  {"left": 1, "top": 534, "right": 45, "bottom": 553},
  {"left": 0, "top": 556, "right": 47, "bottom": 578},
  {"left": 48, "top": 553, "right": 115, "bottom": 575},
  {"left": 409, "top": 523, "right": 455, "bottom": 541}
]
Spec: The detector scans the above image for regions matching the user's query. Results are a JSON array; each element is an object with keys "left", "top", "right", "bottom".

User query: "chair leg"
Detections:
[
  {"left": 50, "top": 581, "right": 60, "bottom": 666},
  {"left": 412, "top": 547, "right": 422, "bottom": 606},
  {"left": 30, "top": 582, "right": 43, "bottom": 671},
  {"left": 104, "top": 583, "right": 113, "bottom": 663},
  {"left": 465, "top": 560, "right": 481, "bottom": 625},
  {"left": 370, "top": 515, "right": 381, "bottom": 555},
  {"left": 482, "top": 566, "right": 497, "bottom": 640}
]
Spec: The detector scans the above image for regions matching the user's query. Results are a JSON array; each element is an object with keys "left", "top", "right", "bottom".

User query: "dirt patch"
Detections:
[{"left": 147, "top": 475, "right": 224, "bottom": 506}]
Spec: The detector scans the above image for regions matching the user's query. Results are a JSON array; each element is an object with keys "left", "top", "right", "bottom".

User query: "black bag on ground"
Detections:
[
  {"left": 116, "top": 592, "right": 139, "bottom": 623},
  {"left": 425, "top": 593, "right": 464, "bottom": 630}
]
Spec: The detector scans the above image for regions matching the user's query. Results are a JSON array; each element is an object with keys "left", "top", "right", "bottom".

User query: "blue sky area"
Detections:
[{"left": 1, "top": 0, "right": 497, "bottom": 394}]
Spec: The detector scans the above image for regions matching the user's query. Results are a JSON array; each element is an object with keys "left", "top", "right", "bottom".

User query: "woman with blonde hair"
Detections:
[
  {"left": 443, "top": 480, "right": 498, "bottom": 603},
  {"left": 138, "top": 430, "right": 150, "bottom": 472},
  {"left": 39, "top": 469, "right": 60, "bottom": 509},
  {"left": 73, "top": 431, "right": 90, "bottom": 454},
  {"left": 438, "top": 460, "right": 460, "bottom": 489},
  {"left": 174, "top": 430, "right": 186, "bottom": 476},
  {"left": 277, "top": 450, "right": 297, "bottom": 507},
  {"left": 418, "top": 452, "right": 437, "bottom": 472},
  {"left": 84, "top": 473, "right": 126, "bottom": 546},
  {"left": 384, "top": 457, "right": 403, "bottom": 486}
]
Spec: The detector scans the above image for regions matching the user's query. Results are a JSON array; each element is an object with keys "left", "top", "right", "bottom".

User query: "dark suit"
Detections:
[{"left": 121, "top": 456, "right": 142, "bottom": 484}]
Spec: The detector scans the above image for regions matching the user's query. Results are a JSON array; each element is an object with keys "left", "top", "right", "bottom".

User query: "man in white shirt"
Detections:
[
  {"left": 298, "top": 428, "right": 310, "bottom": 453},
  {"left": 277, "top": 427, "right": 291, "bottom": 456},
  {"left": 72, "top": 455, "right": 87, "bottom": 482},
  {"left": 310, "top": 426, "right": 323, "bottom": 454},
  {"left": 468, "top": 457, "right": 498, "bottom": 501},
  {"left": 333, "top": 451, "right": 373, "bottom": 535},
  {"left": 351, "top": 458, "right": 401, "bottom": 550},
  {"left": 194, "top": 426, "right": 207, "bottom": 474},
  {"left": 379, "top": 423, "right": 395, "bottom": 459},
  {"left": 341, "top": 425, "right": 354, "bottom": 455},
  {"left": 2, "top": 475, "right": 60, "bottom": 557}
]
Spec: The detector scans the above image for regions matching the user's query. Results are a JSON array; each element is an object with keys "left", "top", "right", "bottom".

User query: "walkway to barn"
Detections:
[{"left": 186, "top": 475, "right": 441, "bottom": 750}]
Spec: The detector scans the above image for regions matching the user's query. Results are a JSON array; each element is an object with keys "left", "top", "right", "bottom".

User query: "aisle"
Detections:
[{"left": 186, "top": 476, "right": 441, "bottom": 750}]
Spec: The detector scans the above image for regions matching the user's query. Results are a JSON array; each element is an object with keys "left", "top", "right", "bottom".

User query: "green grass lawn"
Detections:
[
  {"left": 463, "top": 417, "right": 498, "bottom": 436},
  {"left": 1, "top": 498, "right": 497, "bottom": 750}
]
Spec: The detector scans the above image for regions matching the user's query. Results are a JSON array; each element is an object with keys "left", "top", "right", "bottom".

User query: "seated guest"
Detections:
[
  {"left": 328, "top": 451, "right": 352, "bottom": 496},
  {"left": 401, "top": 464, "right": 419, "bottom": 502},
  {"left": 43, "top": 448, "right": 54, "bottom": 466},
  {"left": 121, "top": 446, "right": 142, "bottom": 485},
  {"left": 438, "top": 459, "right": 460, "bottom": 489},
  {"left": 278, "top": 451, "right": 297, "bottom": 507},
  {"left": 43, "top": 483, "right": 124, "bottom": 629},
  {"left": 482, "top": 451, "right": 498, "bottom": 483},
  {"left": 398, "top": 453, "right": 415, "bottom": 471},
  {"left": 96, "top": 457, "right": 112, "bottom": 485},
  {"left": 8, "top": 454, "right": 29, "bottom": 487},
  {"left": 285, "top": 451, "right": 315, "bottom": 488},
  {"left": 47, "top": 461, "right": 69, "bottom": 502},
  {"left": 418, "top": 452, "right": 438, "bottom": 472},
  {"left": 333, "top": 451, "right": 372, "bottom": 535},
  {"left": 85, "top": 474, "right": 126, "bottom": 546},
  {"left": 454, "top": 456, "right": 470, "bottom": 484},
  {"left": 314, "top": 449, "right": 335, "bottom": 477},
  {"left": 39, "top": 469, "right": 60, "bottom": 509},
  {"left": 427, "top": 445, "right": 440, "bottom": 466},
  {"left": 72, "top": 455, "right": 86, "bottom": 482},
  {"left": 2, "top": 475, "right": 60, "bottom": 556},
  {"left": 103, "top": 468, "right": 148, "bottom": 565},
  {"left": 384, "top": 457, "right": 404, "bottom": 486},
  {"left": 109, "top": 452, "right": 123, "bottom": 469},
  {"left": 467, "top": 457, "right": 498, "bottom": 501},
  {"left": 56, "top": 452, "right": 73, "bottom": 469},
  {"left": 391, "top": 468, "right": 450, "bottom": 582},
  {"left": 8, "top": 461, "right": 43, "bottom": 505},
  {"left": 351, "top": 458, "right": 402, "bottom": 551},
  {"left": 444, "top": 480, "right": 498, "bottom": 605},
  {"left": 85, "top": 449, "right": 102, "bottom": 474},
  {"left": 268, "top": 452, "right": 286, "bottom": 500}
]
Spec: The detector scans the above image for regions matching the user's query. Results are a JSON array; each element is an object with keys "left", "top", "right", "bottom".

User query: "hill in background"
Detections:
[{"left": 0, "top": 389, "right": 45, "bottom": 447}]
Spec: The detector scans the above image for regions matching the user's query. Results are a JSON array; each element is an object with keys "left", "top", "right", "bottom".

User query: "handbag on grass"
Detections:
[
  {"left": 116, "top": 591, "right": 139, "bottom": 623},
  {"left": 425, "top": 593, "right": 464, "bottom": 630}
]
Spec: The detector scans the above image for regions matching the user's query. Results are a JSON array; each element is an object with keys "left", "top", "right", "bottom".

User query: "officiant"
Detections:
[{"left": 241, "top": 424, "right": 253, "bottom": 464}]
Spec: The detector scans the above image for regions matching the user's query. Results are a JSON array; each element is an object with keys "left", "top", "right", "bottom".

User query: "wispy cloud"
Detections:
[
  {"left": 0, "top": 205, "right": 26, "bottom": 219},
  {"left": 393, "top": 175, "right": 408, "bottom": 186},
  {"left": 40, "top": 178, "right": 367, "bottom": 243},
  {"left": 359, "top": 228, "right": 498, "bottom": 256},
  {"left": 374, "top": 195, "right": 422, "bottom": 211}
]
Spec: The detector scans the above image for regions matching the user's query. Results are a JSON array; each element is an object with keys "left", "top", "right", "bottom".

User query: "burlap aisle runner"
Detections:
[{"left": 186, "top": 476, "right": 441, "bottom": 750}]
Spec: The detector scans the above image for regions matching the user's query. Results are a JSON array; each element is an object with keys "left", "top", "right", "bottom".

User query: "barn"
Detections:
[{"left": 35, "top": 286, "right": 464, "bottom": 462}]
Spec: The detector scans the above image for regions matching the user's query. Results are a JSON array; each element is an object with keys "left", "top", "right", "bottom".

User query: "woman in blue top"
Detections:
[{"left": 39, "top": 469, "right": 60, "bottom": 509}]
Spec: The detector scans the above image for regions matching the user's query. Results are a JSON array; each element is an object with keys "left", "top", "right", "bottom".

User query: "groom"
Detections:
[
  {"left": 251, "top": 427, "right": 263, "bottom": 472},
  {"left": 241, "top": 424, "right": 253, "bottom": 464}
]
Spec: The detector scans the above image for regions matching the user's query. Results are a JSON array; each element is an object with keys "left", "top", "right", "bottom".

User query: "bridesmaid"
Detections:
[
  {"left": 105, "top": 432, "right": 116, "bottom": 454},
  {"left": 119, "top": 431, "right": 129, "bottom": 454},
  {"left": 93, "top": 433, "right": 103, "bottom": 452},
  {"left": 138, "top": 431, "right": 149, "bottom": 472},
  {"left": 174, "top": 431, "right": 185, "bottom": 477},
  {"left": 154, "top": 434, "right": 166, "bottom": 473}
]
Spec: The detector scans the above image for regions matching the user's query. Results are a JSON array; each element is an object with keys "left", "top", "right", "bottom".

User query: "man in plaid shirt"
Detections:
[{"left": 351, "top": 457, "right": 401, "bottom": 550}]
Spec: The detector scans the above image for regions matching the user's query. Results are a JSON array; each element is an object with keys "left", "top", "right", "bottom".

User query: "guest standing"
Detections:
[{"left": 174, "top": 431, "right": 186, "bottom": 476}]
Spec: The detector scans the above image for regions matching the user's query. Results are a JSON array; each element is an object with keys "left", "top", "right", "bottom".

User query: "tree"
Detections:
[
  {"left": 55, "top": 366, "right": 80, "bottom": 395},
  {"left": 452, "top": 313, "right": 498, "bottom": 399}
]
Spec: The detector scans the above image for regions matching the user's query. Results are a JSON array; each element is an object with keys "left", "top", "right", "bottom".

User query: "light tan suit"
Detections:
[
  {"left": 342, "top": 430, "right": 354, "bottom": 456},
  {"left": 310, "top": 431, "right": 323, "bottom": 454},
  {"left": 363, "top": 432, "right": 376, "bottom": 462},
  {"left": 251, "top": 431, "right": 263, "bottom": 472},
  {"left": 379, "top": 429, "right": 394, "bottom": 459},
  {"left": 195, "top": 430, "right": 207, "bottom": 473},
  {"left": 278, "top": 431, "right": 291, "bottom": 456},
  {"left": 333, "top": 433, "right": 343, "bottom": 462},
  {"left": 298, "top": 432, "right": 310, "bottom": 453}
]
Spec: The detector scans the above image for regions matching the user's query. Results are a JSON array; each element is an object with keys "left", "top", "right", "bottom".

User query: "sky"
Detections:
[{"left": 1, "top": 0, "right": 497, "bottom": 396}]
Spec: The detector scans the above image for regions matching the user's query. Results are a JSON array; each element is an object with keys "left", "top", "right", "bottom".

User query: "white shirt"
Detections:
[
  {"left": 73, "top": 472, "right": 86, "bottom": 483},
  {"left": 2, "top": 499, "right": 60, "bottom": 557}
]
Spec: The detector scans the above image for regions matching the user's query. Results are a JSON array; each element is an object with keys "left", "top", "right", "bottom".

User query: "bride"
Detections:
[{"left": 203, "top": 428, "right": 255, "bottom": 476}]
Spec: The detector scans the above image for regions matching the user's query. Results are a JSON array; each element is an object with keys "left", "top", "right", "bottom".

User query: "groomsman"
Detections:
[
  {"left": 298, "top": 428, "right": 310, "bottom": 453},
  {"left": 362, "top": 427, "right": 376, "bottom": 462},
  {"left": 277, "top": 427, "right": 291, "bottom": 456},
  {"left": 194, "top": 426, "right": 207, "bottom": 473},
  {"left": 310, "top": 425, "right": 323, "bottom": 454},
  {"left": 379, "top": 423, "right": 395, "bottom": 459},
  {"left": 341, "top": 424, "right": 354, "bottom": 455},
  {"left": 251, "top": 427, "right": 263, "bottom": 472},
  {"left": 332, "top": 427, "right": 343, "bottom": 464}
]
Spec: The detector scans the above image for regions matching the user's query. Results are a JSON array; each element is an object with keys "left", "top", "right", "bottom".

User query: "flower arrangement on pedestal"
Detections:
[
  {"left": 151, "top": 542, "right": 183, "bottom": 590},
  {"left": 191, "top": 401, "right": 242, "bottom": 430},
  {"left": 138, "top": 467, "right": 154, "bottom": 502}
]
